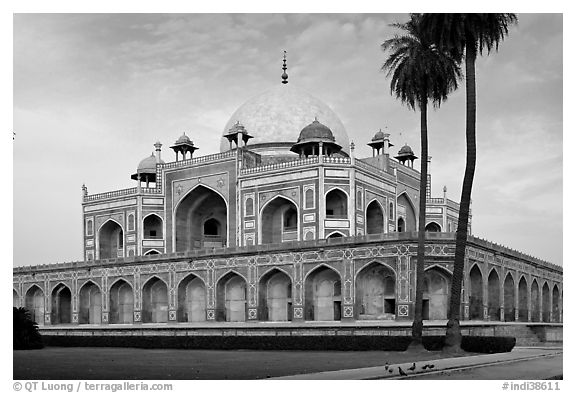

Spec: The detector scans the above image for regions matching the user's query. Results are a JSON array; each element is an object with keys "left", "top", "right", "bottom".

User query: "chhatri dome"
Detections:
[{"left": 220, "top": 53, "right": 349, "bottom": 156}]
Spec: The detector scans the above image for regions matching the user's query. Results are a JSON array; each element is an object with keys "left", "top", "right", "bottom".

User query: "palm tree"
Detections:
[
  {"left": 420, "top": 13, "right": 518, "bottom": 352},
  {"left": 382, "top": 14, "right": 461, "bottom": 350}
]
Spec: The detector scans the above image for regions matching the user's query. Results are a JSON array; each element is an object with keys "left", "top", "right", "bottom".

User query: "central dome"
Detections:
[{"left": 221, "top": 84, "right": 349, "bottom": 155}]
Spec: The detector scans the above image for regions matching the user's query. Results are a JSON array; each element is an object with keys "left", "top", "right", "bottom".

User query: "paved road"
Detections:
[{"left": 404, "top": 354, "right": 562, "bottom": 380}]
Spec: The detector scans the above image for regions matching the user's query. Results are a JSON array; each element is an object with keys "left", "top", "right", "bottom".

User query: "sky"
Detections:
[{"left": 13, "top": 13, "right": 563, "bottom": 266}]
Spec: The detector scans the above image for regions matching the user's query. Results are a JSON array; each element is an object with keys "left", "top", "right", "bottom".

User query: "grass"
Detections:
[{"left": 14, "top": 346, "right": 472, "bottom": 380}]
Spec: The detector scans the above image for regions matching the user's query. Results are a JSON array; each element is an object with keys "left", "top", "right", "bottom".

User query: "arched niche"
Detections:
[
  {"left": 304, "top": 266, "right": 342, "bottom": 321},
  {"left": 51, "top": 283, "right": 72, "bottom": 324},
  {"left": 99, "top": 220, "right": 123, "bottom": 259},
  {"left": 216, "top": 272, "right": 247, "bottom": 322},
  {"left": 258, "top": 269, "right": 292, "bottom": 321},
  {"left": 177, "top": 274, "right": 206, "bottom": 322},
  {"left": 261, "top": 197, "right": 299, "bottom": 244},
  {"left": 109, "top": 279, "right": 134, "bottom": 324},
  {"left": 142, "top": 277, "right": 168, "bottom": 323},
  {"left": 355, "top": 262, "right": 396, "bottom": 320},
  {"left": 25, "top": 285, "right": 44, "bottom": 325},
  {"left": 366, "top": 201, "right": 384, "bottom": 235},
  {"left": 78, "top": 281, "right": 102, "bottom": 324},
  {"left": 423, "top": 268, "right": 451, "bottom": 320}
]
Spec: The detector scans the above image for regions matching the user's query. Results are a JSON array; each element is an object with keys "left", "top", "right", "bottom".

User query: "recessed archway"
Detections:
[
  {"left": 397, "top": 217, "right": 405, "bottom": 232},
  {"left": 99, "top": 220, "right": 124, "bottom": 259},
  {"left": 177, "top": 274, "right": 206, "bottom": 322},
  {"left": 325, "top": 189, "right": 348, "bottom": 218},
  {"left": 51, "top": 283, "right": 72, "bottom": 324},
  {"left": 78, "top": 281, "right": 102, "bottom": 324},
  {"left": 258, "top": 269, "right": 292, "bottom": 321},
  {"left": 175, "top": 185, "right": 228, "bottom": 251},
  {"left": 142, "top": 277, "right": 168, "bottom": 323},
  {"left": 552, "top": 285, "right": 560, "bottom": 322},
  {"left": 260, "top": 196, "right": 299, "bottom": 244},
  {"left": 469, "top": 265, "right": 484, "bottom": 320},
  {"left": 487, "top": 269, "right": 500, "bottom": 321},
  {"left": 305, "top": 265, "right": 342, "bottom": 321},
  {"left": 109, "top": 279, "right": 134, "bottom": 324},
  {"left": 13, "top": 289, "right": 19, "bottom": 308},
  {"left": 355, "top": 262, "right": 396, "bottom": 320},
  {"left": 425, "top": 222, "right": 442, "bottom": 232},
  {"left": 25, "top": 285, "right": 44, "bottom": 325},
  {"left": 397, "top": 193, "right": 416, "bottom": 231},
  {"left": 542, "top": 282, "right": 551, "bottom": 322},
  {"left": 531, "top": 280, "right": 540, "bottom": 322},
  {"left": 366, "top": 200, "right": 384, "bottom": 235},
  {"left": 143, "top": 214, "right": 163, "bottom": 239},
  {"left": 423, "top": 267, "right": 451, "bottom": 320},
  {"left": 503, "top": 273, "right": 515, "bottom": 322},
  {"left": 518, "top": 276, "right": 529, "bottom": 322},
  {"left": 216, "top": 272, "right": 247, "bottom": 322}
]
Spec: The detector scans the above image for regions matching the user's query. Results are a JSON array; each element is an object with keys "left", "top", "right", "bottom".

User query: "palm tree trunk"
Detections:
[
  {"left": 410, "top": 96, "right": 428, "bottom": 350},
  {"left": 445, "top": 41, "right": 477, "bottom": 351}
]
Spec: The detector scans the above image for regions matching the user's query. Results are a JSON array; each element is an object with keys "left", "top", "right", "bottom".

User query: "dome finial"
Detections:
[{"left": 281, "top": 50, "right": 288, "bottom": 84}]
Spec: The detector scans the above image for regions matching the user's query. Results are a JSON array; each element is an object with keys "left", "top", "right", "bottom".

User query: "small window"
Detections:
[
  {"left": 389, "top": 202, "right": 394, "bottom": 220},
  {"left": 356, "top": 190, "right": 362, "bottom": 210},
  {"left": 305, "top": 188, "right": 314, "bottom": 209},
  {"left": 245, "top": 197, "right": 254, "bottom": 217},
  {"left": 85, "top": 219, "right": 93, "bottom": 236},
  {"left": 128, "top": 214, "right": 135, "bottom": 231},
  {"left": 150, "top": 230, "right": 157, "bottom": 237}
]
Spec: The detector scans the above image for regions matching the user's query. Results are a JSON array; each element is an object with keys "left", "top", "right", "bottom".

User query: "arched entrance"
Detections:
[
  {"left": 25, "top": 286, "right": 44, "bottom": 325},
  {"left": 531, "top": 280, "right": 540, "bottom": 322},
  {"left": 397, "top": 217, "right": 405, "bottom": 232},
  {"left": 423, "top": 268, "right": 451, "bottom": 320},
  {"left": 355, "top": 262, "right": 396, "bottom": 320},
  {"left": 175, "top": 185, "right": 227, "bottom": 251},
  {"left": 99, "top": 220, "right": 124, "bottom": 259},
  {"left": 109, "top": 279, "right": 134, "bottom": 324},
  {"left": 552, "top": 285, "right": 560, "bottom": 322},
  {"left": 51, "top": 283, "right": 72, "bottom": 324},
  {"left": 469, "top": 265, "right": 484, "bottom": 320},
  {"left": 542, "top": 282, "right": 551, "bottom": 322},
  {"left": 425, "top": 222, "right": 441, "bottom": 232},
  {"left": 366, "top": 201, "right": 384, "bottom": 235},
  {"left": 143, "top": 214, "right": 163, "bottom": 239},
  {"left": 261, "top": 197, "right": 298, "bottom": 244},
  {"left": 78, "top": 281, "right": 102, "bottom": 324},
  {"left": 216, "top": 272, "right": 247, "bottom": 322},
  {"left": 142, "top": 277, "right": 168, "bottom": 323},
  {"left": 327, "top": 232, "right": 344, "bottom": 239},
  {"left": 325, "top": 189, "right": 348, "bottom": 218},
  {"left": 13, "top": 289, "right": 19, "bottom": 308},
  {"left": 397, "top": 193, "right": 416, "bottom": 231},
  {"left": 258, "top": 269, "right": 292, "bottom": 321},
  {"left": 503, "top": 273, "right": 515, "bottom": 321},
  {"left": 487, "top": 269, "right": 500, "bottom": 321},
  {"left": 518, "top": 276, "right": 529, "bottom": 321},
  {"left": 305, "top": 266, "right": 341, "bottom": 321},
  {"left": 177, "top": 274, "right": 206, "bottom": 322}
]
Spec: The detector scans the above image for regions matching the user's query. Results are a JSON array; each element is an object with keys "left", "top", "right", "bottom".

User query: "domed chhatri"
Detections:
[
  {"left": 367, "top": 129, "right": 393, "bottom": 157},
  {"left": 131, "top": 153, "right": 164, "bottom": 184},
  {"left": 372, "top": 130, "right": 385, "bottom": 141},
  {"left": 221, "top": 84, "right": 349, "bottom": 156},
  {"left": 395, "top": 143, "right": 418, "bottom": 168},
  {"left": 290, "top": 118, "right": 342, "bottom": 157},
  {"left": 171, "top": 132, "right": 198, "bottom": 161},
  {"left": 223, "top": 121, "right": 254, "bottom": 150}
]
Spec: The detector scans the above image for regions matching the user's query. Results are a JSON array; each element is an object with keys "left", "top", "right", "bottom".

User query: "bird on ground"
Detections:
[
  {"left": 384, "top": 362, "right": 389, "bottom": 371},
  {"left": 408, "top": 363, "right": 416, "bottom": 371},
  {"left": 429, "top": 364, "right": 435, "bottom": 369},
  {"left": 421, "top": 364, "right": 429, "bottom": 370},
  {"left": 398, "top": 367, "right": 407, "bottom": 376}
]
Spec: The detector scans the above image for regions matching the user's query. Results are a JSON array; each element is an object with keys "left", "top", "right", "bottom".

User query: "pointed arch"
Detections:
[
  {"left": 326, "top": 231, "right": 346, "bottom": 239},
  {"left": 469, "top": 264, "right": 484, "bottom": 320},
  {"left": 51, "top": 283, "right": 72, "bottom": 324},
  {"left": 109, "top": 279, "right": 134, "bottom": 324},
  {"left": 425, "top": 221, "right": 442, "bottom": 232},
  {"left": 258, "top": 268, "right": 292, "bottom": 321},
  {"left": 13, "top": 288, "right": 20, "bottom": 308},
  {"left": 144, "top": 249, "right": 161, "bottom": 255},
  {"left": 98, "top": 219, "right": 124, "bottom": 259},
  {"left": 174, "top": 184, "right": 229, "bottom": 252},
  {"left": 215, "top": 271, "right": 247, "bottom": 322},
  {"left": 487, "top": 268, "right": 501, "bottom": 321},
  {"left": 518, "top": 275, "right": 529, "bottom": 322},
  {"left": 325, "top": 187, "right": 349, "bottom": 218},
  {"left": 143, "top": 213, "right": 163, "bottom": 239},
  {"left": 503, "top": 272, "right": 515, "bottom": 322},
  {"left": 423, "top": 266, "right": 452, "bottom": 320},
  {"left": 366, "top": 199, "right": 385, "bottom": 235},
  {"left": 396, "top": 192, "right": 417, "bottom": 231},
  {"left": 542, "top": 282, "right": 551, "bottom": 322},
  {"left": 530, "top": 279, "right": 540, "bottom": 322},
  {"left": 177, "top": 273, "right": 206, "bottom": 322},
  {"left": 78, "top": 280, "right": 102, "bottom": 324},
  {"left": 142, "top": 276, "right": 168, "bottom": 323},
  {"left": 304, "top": 264, "right": 342, "bottom": 321},
  {"left": 552, "top": 284, "right": 560, "bottom": 322},
  {"left": 25, "top": 285, "right": 44, "bottom": 325},
  {"left": 259, "top": 195, "right": 300, "bottom": 244},
  {"left": 355, "top": 261, "right": 396, "bottom": 320}
]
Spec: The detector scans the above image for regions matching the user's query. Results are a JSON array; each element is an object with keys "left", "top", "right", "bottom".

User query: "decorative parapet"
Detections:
[
  {"left": 323, "top": 156, "right": 351, "bottom": 165},
  {"left": 162, "top": 150, "right": 236, "bottom": 170},
  {"left": 240, "top": 156, "right": 319, "bottom": 175},
  {"left": 13, "top": 231, "right": 562, "bottom": 275},
  {"left": 83, "top": 187, "right": 138, "bottom": 202}
]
